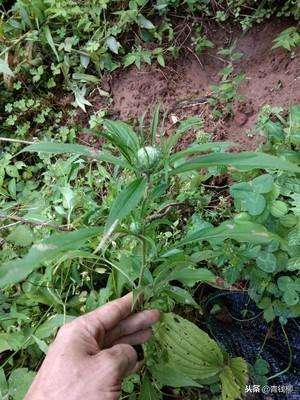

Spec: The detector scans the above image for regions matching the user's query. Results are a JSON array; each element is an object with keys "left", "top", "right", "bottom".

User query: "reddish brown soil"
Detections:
[
  {"left": 101, "top": 19, "right": 299, "bottom": 150},
  {"left": 76, "top": 19, "right": 300, "bottom": 150}
]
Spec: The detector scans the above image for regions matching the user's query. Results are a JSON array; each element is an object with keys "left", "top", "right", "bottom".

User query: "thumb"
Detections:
[{"left": 97, "top": 344, "right": 138, "bottom": 382}]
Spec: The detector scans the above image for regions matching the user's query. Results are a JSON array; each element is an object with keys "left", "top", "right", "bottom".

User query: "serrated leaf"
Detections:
[
  {"left": 6, "top": 225, "right": 34, "bottom": 247},
  {"left": 0, "top": 227, "right": 103, "bottom": 287},
  {"left": 8, "top": 368, "right": 35, "bottom": 400},
  {"left": 155, "top": 313, "right": 224, "bottom": 380},
  {"left": 291, "top": 193, "right": 300, "bottom": 216},
  {"left": 253, "top": 358, "right": 269, "bottom": 375},
  {"left": 0, "top": 332, "right": 25, "bottom": 353}
]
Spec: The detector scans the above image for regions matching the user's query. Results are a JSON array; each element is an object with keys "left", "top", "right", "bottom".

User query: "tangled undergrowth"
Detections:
[{"left": 0, "top": 1, "right": 300, "bottom": 399}]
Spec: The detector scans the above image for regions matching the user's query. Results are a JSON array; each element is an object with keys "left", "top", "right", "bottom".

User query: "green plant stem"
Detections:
[
  {"left": 137, "top": 238, "right": 146, "bottom": 288},
  {"left": 0, "top": 137, "right": 33, "bottom": 145},
  {"left": 267, "top": 324, "right": 292, "bottom": 381}
]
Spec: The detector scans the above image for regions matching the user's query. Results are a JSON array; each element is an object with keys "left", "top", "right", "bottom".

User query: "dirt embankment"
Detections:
[{"left": 82, "top": 19, "right": 300, "bottom": 150}]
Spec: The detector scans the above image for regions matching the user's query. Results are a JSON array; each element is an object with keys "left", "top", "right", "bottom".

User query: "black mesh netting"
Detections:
[{"left": 206, "top": 292, "right": 300, "bottom": 400}]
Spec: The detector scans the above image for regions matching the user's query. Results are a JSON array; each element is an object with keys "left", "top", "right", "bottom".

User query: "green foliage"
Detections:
[
  {"left": 0, "top": 368, "right": 35, "bottom": 400},
  {"left": 1, "top": 104, "right": 299, "bottom": 397},
  {"left": 273, "top": 26, "right": 300, "bottom": 52},
  {"left": 0, "top": 0, "right": 300, "bottom": 398},
  {"left": 208, "top": 43, "right": 245, "bottom": 118},
  {"left": 0, "top": 0, "right": 298, "bottom": 108},
  {"left": 153, "top": 313, "right": 248, "bottom": 400}
]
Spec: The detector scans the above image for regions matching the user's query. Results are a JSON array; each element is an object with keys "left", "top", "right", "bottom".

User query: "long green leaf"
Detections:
[
  {"left": 150, "top": 104, "right": 160, "bottom": 143},
  {"left": 44, "top": 25, "right": 59, "bottom": 61},
  {"left": 21, "top": 142, "right": 126, "bottom": 166},
  {"left": 179, "top": 221, "right": 280, "bottom": 247},
  {"left": 168, "top": 267, "right": 216, "bottom": 287},
  {"left": 72, "top": 73, "right": 100, "bottom": 83},
  {"left": 140, "top": 375, "right": 161, "bottom": 400},
  {"left": 102, "top": 120, "right": 140, "bottom": 163},
  {"left": 170, "top": 142, "right": 233, "bottom": 163},
  {"left": 0, "top": 227, "right": 102, "bottom": 288},
  {"left": 105, "top": 177, "right": 147, "bottom": 231},
  {"left": 171, "top": 152, "right": 300, "bottom": 174}
]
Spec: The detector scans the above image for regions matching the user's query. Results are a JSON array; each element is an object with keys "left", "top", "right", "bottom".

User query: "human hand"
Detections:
[{"left": 25, "top": 293, "right": 160, "bottom": 400}]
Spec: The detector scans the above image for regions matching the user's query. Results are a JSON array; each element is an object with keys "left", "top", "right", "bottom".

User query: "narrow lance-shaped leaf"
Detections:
[
  {"left": 105, "top": 177, "right": 147, "bottom": 232},
  {"left": 102, "top": 119, "right": 140, "bottom": 164},
  {"left": 72, "top": 73, "right": 100, "bottom": 83},
  {"left": 170, "top": 142, "right": 233, "bottom": 163},
  {"left": 171, "top": 152, "right": 300, "bottom": 174},
  {"left": 44, "top": 25, "right": 59, "bottom": 61},
  {"left": 150, "top": 103, "right": 160, "bottom": 144},
  {"left": 179, "top": 220, "right": 281, "bottom": 247},
  {"left": 20, "top": 142, "right": 126, "bottom": 167},
  {"left": 0, "top": 227, "right": 103, "bottom": 288}
]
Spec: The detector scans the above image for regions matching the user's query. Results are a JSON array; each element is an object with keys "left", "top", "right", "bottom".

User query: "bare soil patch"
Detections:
[{"left": 99, "top": 19, "right": 299, "bottom": 150}]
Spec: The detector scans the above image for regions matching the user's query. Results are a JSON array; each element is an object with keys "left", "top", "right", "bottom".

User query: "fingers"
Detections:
[
  {"left": 79, "top": 293, "right": 134, "bottom": 339},
  {"left": 98, "top": 343, "right": 138, "bottom": 378},
  {"left": 113, "top": 328, "right": 153, "bottom": 346},
  {"left": 104, "top": 309, "right": 160, "bottom": 347}
]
